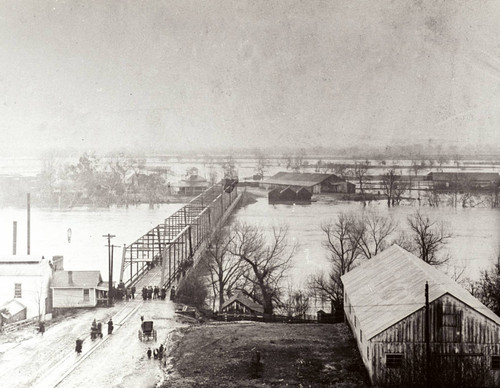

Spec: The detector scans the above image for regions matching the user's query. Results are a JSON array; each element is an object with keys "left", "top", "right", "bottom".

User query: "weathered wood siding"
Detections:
[
  {"left": 52, "top": 288, "right": 96, "bottom": 308},
  {"left": 368, "top": 293, "right": 500, "bottom": 386}
]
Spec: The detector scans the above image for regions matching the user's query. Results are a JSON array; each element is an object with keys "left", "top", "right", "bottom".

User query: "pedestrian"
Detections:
[
  {"left": 153, "top": 348, "right": 158, "bottom": 359},
  {"left": 107, "top": 318, "right": 114, "bottom": 335},
  {"left": 160, "top": 287, "right": 166, "bottom": 300},
  {"left": 153, "top": 286, "right": 159, "bottom": 299},
  {"left": 75, "top": 338, "right": 83, "bottom": 354},
  {"left": 142, "top": 287, "right": 147, "bottom": 301},
  {"left": 170, "top": 286, "right": 176, "bottom": 301},
  {"left": 147, "top": 286, "right": 153, "bottom": 300},
  {"left": 97, "top": 321, "right": 103, "bottom": 338},
  {"left": 147, "top": 347, "right": 152, "bottom": 359},
  {"left": 131, "top": 286, "right": 136, "bottom": 299},
  {"left": 38, "top": 321, "right": 45, "bottom": 336},
  {"left": 158, "top": 344, "right": 164, "bottom": 360}
]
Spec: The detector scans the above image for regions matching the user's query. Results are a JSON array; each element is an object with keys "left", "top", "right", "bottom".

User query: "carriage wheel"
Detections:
[
  {"left": 154, "top": 330, "right": 157, "bottom": 342},
  {"left": 138, "top": 330, "right": 143, "bottom": 341}
]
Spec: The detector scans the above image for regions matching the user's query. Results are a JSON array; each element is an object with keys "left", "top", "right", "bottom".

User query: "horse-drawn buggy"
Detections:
[{"left": 138, "top": 320, "right": 157, "bottom": 342}]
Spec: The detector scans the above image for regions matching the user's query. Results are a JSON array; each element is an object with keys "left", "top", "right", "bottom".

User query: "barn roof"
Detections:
[
  {"left": 341, "top": 245, "right": 500, "bottom": 340},
  {"left": 52, "top": 271, "right": 103, "bottom": 288},
  {"left": 220, "top": 292, "right": 264, "bottom": 314},
  {"left": 263, "top": 172, "right": 342, "bottom": 187}
]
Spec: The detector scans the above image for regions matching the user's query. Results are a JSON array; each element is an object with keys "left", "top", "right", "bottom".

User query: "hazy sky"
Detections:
[{"left": 1, "top": 0, "right": 499, "bottom": 156}]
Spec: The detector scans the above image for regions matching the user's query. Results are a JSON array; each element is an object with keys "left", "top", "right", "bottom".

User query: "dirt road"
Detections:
[{"left": 0, "top": 298, "right": 185, "bottom": 388}]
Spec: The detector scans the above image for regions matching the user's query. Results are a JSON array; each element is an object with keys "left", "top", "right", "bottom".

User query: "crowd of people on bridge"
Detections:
[{"left": 141, "top": 285, "right": 171, "bottom": 301}]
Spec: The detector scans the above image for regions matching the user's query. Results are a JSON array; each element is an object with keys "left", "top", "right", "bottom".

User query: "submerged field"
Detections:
[{"left": 163, "top": 321, "right": 369, "bottom": 387}]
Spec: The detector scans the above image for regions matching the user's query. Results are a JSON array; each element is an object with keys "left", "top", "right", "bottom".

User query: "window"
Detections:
[
  {"left": 83, "top": 289, "right": 90, "bottom": 301},
  {"left": 492, "top": 355, "right": 500, "bottom": 370},
  {"left": 386, "top": 354, "right": 404, "bottom": 369},
  {"left": 442, "top": 313, "right": 459, "bottom": 327},
  {"left": 14, "top": 283, "right": 22, "bottom": 298}
]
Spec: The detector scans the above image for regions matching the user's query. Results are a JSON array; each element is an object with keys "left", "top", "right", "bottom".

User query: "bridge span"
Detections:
[{"left": 120, "top": 180, "right": 240, "bottom": 290}]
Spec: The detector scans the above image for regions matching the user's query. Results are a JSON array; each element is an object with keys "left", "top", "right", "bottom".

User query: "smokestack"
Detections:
[
  {"left": 13, "top": 221, "right": 17, "bottom": 255},
  {"left": 68, "top": 270, "right": 73, "bottom": 286},
  {"left": 27, "top": 193, "right": 30, "bottom": 255}
]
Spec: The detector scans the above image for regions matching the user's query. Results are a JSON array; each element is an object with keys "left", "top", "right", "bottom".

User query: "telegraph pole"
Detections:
[
  {"left": 103, "top": 233, "right": 116, "bottom": 307},
  {"left": 425, "top": 281, "right": 430, "bottom": 388}
]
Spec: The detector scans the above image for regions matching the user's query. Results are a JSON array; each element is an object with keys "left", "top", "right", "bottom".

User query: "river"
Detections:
[{"left": 0, "top": 196, "right": 499, "bottom": 288}]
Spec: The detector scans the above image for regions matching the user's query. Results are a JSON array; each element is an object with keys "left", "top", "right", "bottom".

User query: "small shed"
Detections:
[
  {"left": 261, "top": 172, "right": 351, "bottom": 194},
  {"left": 279, "top": 186, "right": 296, "bottom": 202},
  {"left": 51, "top": 271, "right": 108, "bottom": 310},
  {"left": 268, "top": 187, "right": 281, "bottom": 204},
  {"left": 220, "top": 293, "right": 264, "bottom": 316},
  {"left": 0, "top": 299, "right": 27, "bottom": 324},
  {"left": 296, "top": 187, "right": 312, "bottom": 202},
  {"left": 341, "top": 245, "right": 500, "bottom": 387}
]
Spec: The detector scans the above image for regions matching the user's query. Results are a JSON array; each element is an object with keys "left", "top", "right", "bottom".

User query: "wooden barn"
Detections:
[
  {"left": 341, "top": 245, "right": 500, "bottom": 387},
  {"left": 296, "top": 187, "right": 312, "bottom": 202},
  {"left": 261, "top": 172, "right": 354, "bottom": 194},
  {"left": 220, "top": 293, "right": 264, "bottom": 317},
  {"left": 427, "top": 172, "right": 500, "bottom": 191}
]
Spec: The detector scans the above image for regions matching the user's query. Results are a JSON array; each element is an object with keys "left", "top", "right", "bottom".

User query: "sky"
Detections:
[{"left": 1, "top": 0, "right": 500, "bottom": 156}]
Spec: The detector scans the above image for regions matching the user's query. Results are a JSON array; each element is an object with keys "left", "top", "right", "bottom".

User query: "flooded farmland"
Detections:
[{"left": 1, "top": 193, "right": 498, "bottom": 288}]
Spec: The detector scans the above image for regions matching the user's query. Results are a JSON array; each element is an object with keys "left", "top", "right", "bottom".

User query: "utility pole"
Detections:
[
  {"left": 103, "top": 233, "right": 116, "bottom": 307},
  {"left": 425, "top": 281, "right": 430, "bottom": 388},
  {"left": 27, "top": 193, "right": 31, "bottom": 255}
]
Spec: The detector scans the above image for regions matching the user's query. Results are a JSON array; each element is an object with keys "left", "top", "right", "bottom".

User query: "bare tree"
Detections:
[
  {"left": 357, "top": 212, "right": 397, "bottom": 259},
  {"left": 307, "top": 270, "right": 342, "bottom": 314},
  {"left": 322, "top": 213, "right": 364, "bottom": 277},
  {"left": 204, "top": 228, "right": 244, "bottom": 310},
  {"left": 406, "top": 211, "right": 452, "bottom": 266},
  {"left": 382, "top": 168, "right": 406, "bottom": 206},
  {"left": 352, "top": 161, "right": 369, "bottom": 204},
  {"left": 254, "top": 151, "right": 270, "bottom": 180},
  {"left": 229, "top": 223, "right": 296, "bottom": 315}
]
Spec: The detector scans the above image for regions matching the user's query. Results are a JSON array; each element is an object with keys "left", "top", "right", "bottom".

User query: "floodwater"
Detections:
[
  {"left": 0, "top": 204, "right": 184, "bottom": 281},
  {"left": 233, "top": 195, "right": 500, "bottom": 286},
  {"left": 0, "top": 196, "right": 499, "bottom": 287}
]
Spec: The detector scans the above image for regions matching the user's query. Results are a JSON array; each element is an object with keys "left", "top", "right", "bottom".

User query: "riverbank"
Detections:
[{"left": 161, "top": 321, "right": 369, "bottom": 387}]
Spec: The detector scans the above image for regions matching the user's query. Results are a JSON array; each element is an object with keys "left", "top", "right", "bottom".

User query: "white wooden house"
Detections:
[
  {"left": 0, "top": 255, "right": 53, "bottom": 320},
  {"left": 341, "top": 245, "right": 500, "bottom": 387},
  {"left": 51, "top": 270, "right": 108, "bottom": 310}
]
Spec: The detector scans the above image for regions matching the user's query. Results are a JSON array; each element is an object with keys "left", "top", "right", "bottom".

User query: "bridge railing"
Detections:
[{"left": 120, "top": 181, "right": 238, "bottom": 288}]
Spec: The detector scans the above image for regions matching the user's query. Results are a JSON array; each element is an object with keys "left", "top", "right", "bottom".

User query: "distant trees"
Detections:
[
  {"left": 254, "top": 151, "right": 270, "bottom": 180},
  {"left": 382, "top": 168, "right": 407, "bottom": 207},
  {"left": 352, "top": 161, "right": 370, "bottom": 204}
]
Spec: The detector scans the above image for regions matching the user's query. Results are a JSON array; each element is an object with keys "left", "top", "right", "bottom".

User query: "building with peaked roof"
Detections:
[
  {"left": 176, "top": 174, "right": 209, "bottom": 195},
  {"left": 0, "top": 254, "right": 53, "bottom": 321},
  {"left": 51, "top": 270, "right": 108, "bottom": 309},
  {"left": 261, "top": 172, "right": 355, "bottom": 194},
  {"left": 341, "top": 245, "right": 500, "bottom": 387},
  {"left": 220, "top": 293, "right": 264, "bottom": 316}
]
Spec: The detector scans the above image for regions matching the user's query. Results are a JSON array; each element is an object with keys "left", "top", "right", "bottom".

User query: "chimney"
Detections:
[
  {"left": 68, "top": 271, "right": 73, "bottom": 286},
  {"left": 53, "top": 256, "right": 64, "bottom": 271}
]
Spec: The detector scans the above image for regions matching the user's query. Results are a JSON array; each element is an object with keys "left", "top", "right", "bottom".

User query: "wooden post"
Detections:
[
  {"left": 425, "top": 281, "right": 430, "bottom": 387},
  {"left": 103, "top": 233, "right": 116, "bottom": 307}
]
